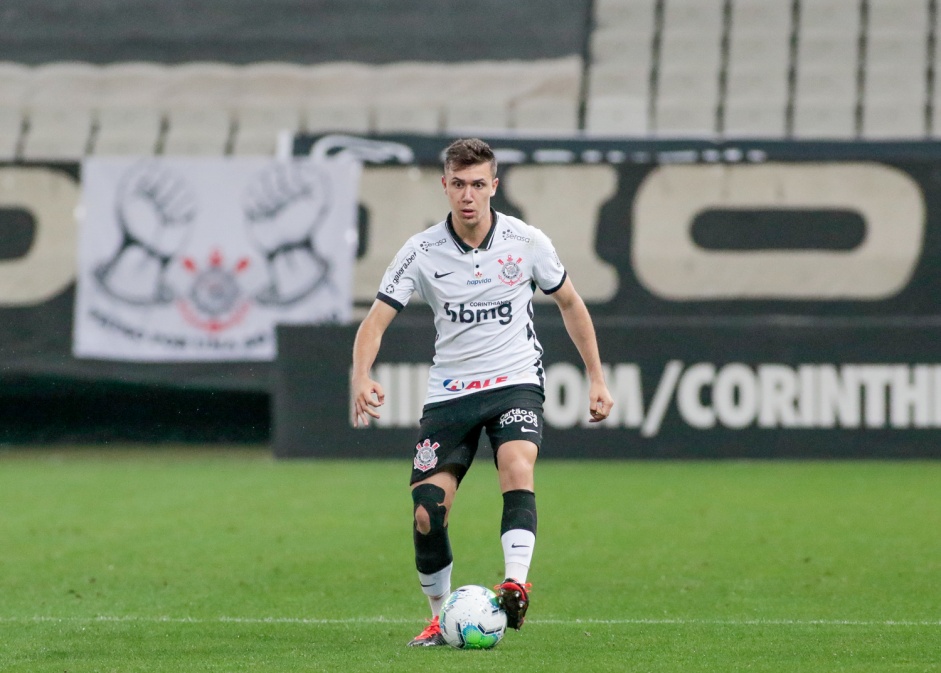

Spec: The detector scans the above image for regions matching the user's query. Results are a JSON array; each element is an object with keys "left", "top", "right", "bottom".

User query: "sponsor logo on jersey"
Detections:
[
  {"left": 413, "top": 439, "right": 440, "bottom": 472},
  {"left": 467, "top": 270, "right": 491, "bottom": 285},
  {"left": 502, "top": 229, "right": 531, "bottom": 243},
  {"left": 391, "top": 251, "right": 418, "bottom": 286},
  {"left": 420, "top": 238, "right": 448, "bottom": 252},
  {"left": 498, "top": 255, "right": 524, "bottom": 286},
  {"left": 442, "top": 375, "right": 509, "bottom": 392},
  {"left": 443, "top": 301, "right": 512, "bottom": 325},
  {"left": 499, "top": 407, "right": 539, "bottom": 430}
]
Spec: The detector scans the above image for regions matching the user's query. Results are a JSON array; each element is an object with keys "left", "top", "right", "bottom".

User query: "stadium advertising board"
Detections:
[{"left": 274, "top": 322, "right": 941, "bottom": 459}]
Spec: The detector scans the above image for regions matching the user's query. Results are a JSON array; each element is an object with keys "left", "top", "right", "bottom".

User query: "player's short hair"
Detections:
[{"left": 443, "top": 138, "right": 497, "bottom": 177}]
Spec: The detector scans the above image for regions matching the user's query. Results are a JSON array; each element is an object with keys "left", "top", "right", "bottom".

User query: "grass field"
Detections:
[{"left": 0, "top": 447, "right": 938, "bottom": 672}]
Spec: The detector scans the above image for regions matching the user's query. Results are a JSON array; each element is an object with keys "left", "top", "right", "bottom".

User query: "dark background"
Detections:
[{"left": 0, "top": 0, "right": 591, "bottom": 64}]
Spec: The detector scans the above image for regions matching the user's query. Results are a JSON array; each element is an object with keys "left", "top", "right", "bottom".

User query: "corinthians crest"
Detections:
[
  {"left": 414, "top": 439, "right": 440, "bottom": 472},
  {"left": 497, "top": 254, "right": 524, "bottom": 286}
]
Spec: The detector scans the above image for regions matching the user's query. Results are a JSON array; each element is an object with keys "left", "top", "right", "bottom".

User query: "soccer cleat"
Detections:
[
  {"left": 407, "top": 616, "right": 447, "bottom": 647},
  {"left": 494, "top": 578, "right": 532, "bottom": 630}
]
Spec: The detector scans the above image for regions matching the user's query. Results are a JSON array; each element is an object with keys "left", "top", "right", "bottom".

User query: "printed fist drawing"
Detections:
[
  {"left": 95, "top": 161, "right": 197, "bottom": 305},
  {"left": 243, "top": 160, "right": 335, "bottom": 306}
]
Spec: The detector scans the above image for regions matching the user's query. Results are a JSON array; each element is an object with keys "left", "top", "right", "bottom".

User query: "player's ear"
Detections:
[
  {"left": 491, "top": 177, "right": 499, "bottom": 195},
  {"left": 441, "top": 175, "right": 447, "bottom": 191}
]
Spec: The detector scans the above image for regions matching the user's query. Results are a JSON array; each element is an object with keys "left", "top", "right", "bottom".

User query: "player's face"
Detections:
[{"left": 442, "top": 162, "right": 499, "bottom": 231}]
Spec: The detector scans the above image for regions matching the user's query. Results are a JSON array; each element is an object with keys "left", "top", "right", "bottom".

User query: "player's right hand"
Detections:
[{"left": 352, "top": 378, "right": 385, "bottom": 428}]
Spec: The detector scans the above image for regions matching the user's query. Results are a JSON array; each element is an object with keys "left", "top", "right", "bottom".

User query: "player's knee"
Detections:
[
  {"left": 505, "top": 455, "right": 533, "bottom": 479},
  {"left": 412, "top": 483, "right": 448, "bottom": 536},
  {"left": 414, "top": 505, "right": 432, "bottom": 534},
  {"left": 498, "top": 448, "right": 536, "bottom": 489}
]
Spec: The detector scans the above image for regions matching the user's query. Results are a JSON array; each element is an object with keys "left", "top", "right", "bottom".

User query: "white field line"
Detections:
[{"left": 0, "top": 616, "right": 938, "bottom": 627}]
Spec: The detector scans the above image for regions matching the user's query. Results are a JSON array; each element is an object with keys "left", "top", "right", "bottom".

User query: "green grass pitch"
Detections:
[{"left": 0, "top": 447, "right": 938, "bottom": 672}]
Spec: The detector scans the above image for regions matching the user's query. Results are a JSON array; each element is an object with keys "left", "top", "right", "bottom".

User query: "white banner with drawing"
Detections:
[{"left": 73, "top": 152, "right": 364, "bottom": 361}]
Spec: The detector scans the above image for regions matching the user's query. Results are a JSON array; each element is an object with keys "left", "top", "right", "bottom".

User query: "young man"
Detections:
[{"left": 351, "top": 138, "right": 613, "bottom": 646}]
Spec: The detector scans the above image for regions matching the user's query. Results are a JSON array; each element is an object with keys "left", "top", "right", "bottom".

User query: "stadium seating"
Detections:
[
  {"left": 723, "top": 0, "right": 792, "bottom": 137},
  {"left": 22, "top": 62, "right": 101, "bottom": 159},
  {"left": 93, "top": 62, "right": 168, "bottom": 155},
  {"left": 584, "top": 0, "right": 655, "bottom": 135},
  {"left": 655, "top": 0, "right": 724, "bottom": 136},
  {"left": 0, "top": 0, "right": 934, "bottom": 155},
  {"left": 791, "top": 0, "right": 861, "bottom": 139},
  {"left": 231, "top": 62, "right": 307, "bottom": 155},
  {"left": 862, "top": 0, "right": 929, "bottom": 138},
  {"left": 159, "top": 62, "right": 238, "bottom": 155}
]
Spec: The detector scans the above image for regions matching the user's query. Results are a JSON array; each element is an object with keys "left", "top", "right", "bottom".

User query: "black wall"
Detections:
[{"left": 0, "top": 1, "right": 591, "bottom": 64}]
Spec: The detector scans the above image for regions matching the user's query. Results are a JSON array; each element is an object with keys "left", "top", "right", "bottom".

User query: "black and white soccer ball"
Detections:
[{"left": 439, "top": 584, "right": 507, "bottom": 649}]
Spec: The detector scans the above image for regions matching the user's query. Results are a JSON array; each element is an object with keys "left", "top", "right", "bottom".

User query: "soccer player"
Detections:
[{"left": 351, "top": 138, "right": 613, "bottom": 646}]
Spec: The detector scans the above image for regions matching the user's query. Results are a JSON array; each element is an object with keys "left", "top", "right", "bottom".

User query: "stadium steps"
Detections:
[
  {"left": 722, "top": 0, "right": 793, "bottom": 137},
  {"left": 860, "top": 0, "right": 930, "bottom": 138},
  {"left": 0, "top": 57, "right": 581, "bottom": 159},
  {"left": 583, "top": 0, "right": 935, "bottom": 140}
]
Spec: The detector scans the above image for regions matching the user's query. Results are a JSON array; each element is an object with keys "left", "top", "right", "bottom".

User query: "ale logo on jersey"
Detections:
[
  {"left": 442, "top": 375, "right": 509, "bottom": 392},
  {"left": 414, "top": 439, "right": 440, "bottom": 472},
  {"left": 498, "top": 254, "right": 524, "bottom": 286}
]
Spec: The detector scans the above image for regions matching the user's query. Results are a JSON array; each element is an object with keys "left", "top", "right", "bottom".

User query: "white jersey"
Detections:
[{"left": 377, "top": 210, "right": 567, "bottom": 405}]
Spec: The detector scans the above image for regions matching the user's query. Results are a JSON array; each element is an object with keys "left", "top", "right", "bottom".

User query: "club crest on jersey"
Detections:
[
  {"left": 498, "top": 255, "right": 524, "bottom": 286},
  {"left": 414, "top": 439, "right": 440, "bottom": 472}
]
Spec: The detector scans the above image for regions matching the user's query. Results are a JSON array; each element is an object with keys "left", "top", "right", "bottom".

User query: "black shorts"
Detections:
[{"left": 410, "top": 384, "right": 545, "bottom": 485}]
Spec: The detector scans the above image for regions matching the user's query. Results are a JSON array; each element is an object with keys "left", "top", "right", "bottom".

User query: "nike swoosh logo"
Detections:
[
  {"left": 420, "top": 582, "right": 436, "bottom": 587},
  {"left": 521, "top": 427, "right": 538, "bottom": 433},
  {"left": 434, "top": 271, "right": 454, "bottom": 278},
  {"left": 511, "top": 544, "right": 530, "bottom": 549}
]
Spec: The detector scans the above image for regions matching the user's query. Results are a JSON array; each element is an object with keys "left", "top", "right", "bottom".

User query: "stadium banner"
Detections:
[
  {"left": 274, "top": 322, "right": 941, "bottom": 459},
  {"left": 73, "top": 155, "right": 360, "bottom": 361}
]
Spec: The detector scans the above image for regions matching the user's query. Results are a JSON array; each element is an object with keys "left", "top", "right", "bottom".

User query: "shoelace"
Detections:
[
  {"left": 496, "top": 581, "right": 532, "bottom": 593},
  {"left": 416, "top": 616, "right": 440, "bottom": 638}
]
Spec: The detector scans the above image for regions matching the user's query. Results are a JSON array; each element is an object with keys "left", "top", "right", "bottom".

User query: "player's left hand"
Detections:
[{"left": 588, "top": 381, "right": 614, "bottom": 424}]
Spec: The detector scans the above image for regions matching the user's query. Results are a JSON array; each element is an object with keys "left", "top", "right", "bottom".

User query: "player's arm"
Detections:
[
  {"left": 351, "top": 299, "right": 399, "bottom": 427},
  {"left": 549, "top": 276, "right": 614, "bottom": 423}
]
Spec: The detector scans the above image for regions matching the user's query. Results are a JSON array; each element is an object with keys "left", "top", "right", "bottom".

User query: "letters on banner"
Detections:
[{"left": 73, "top": 146, "right": 373, "bottom": 361}]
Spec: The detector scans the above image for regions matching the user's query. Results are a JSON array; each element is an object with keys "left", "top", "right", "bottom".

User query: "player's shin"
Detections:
[
  {"left": 500, "top": 489, "right": 536, "bottom": 582},
  {"left": 413, "top": 483, "right": 454, "bottom": 617}
]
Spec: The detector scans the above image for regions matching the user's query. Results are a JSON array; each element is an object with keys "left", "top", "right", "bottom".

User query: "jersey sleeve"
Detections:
[
  {"left": 376, "top": 241, "right": 420, "bottom": 311},
  {"left": 531, "top": 228, "right": 567, "bottom": 294}
]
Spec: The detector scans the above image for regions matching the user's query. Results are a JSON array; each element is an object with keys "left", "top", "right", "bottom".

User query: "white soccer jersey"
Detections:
[{"left": 377, "top": 210, "right": 567, "bottom": 405}]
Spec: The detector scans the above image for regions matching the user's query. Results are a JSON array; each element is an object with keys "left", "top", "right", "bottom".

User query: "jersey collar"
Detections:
[{"left": 445, "top": 209, "right": 498, "bottom": 253}]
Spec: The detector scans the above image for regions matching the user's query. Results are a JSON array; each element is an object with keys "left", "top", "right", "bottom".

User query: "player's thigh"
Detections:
[
  {"left": 411, "top": 397, "right": 485, "bottom": 486},
  {"left": 485, "top": 390, "right": 544, "bottom": 480}
]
